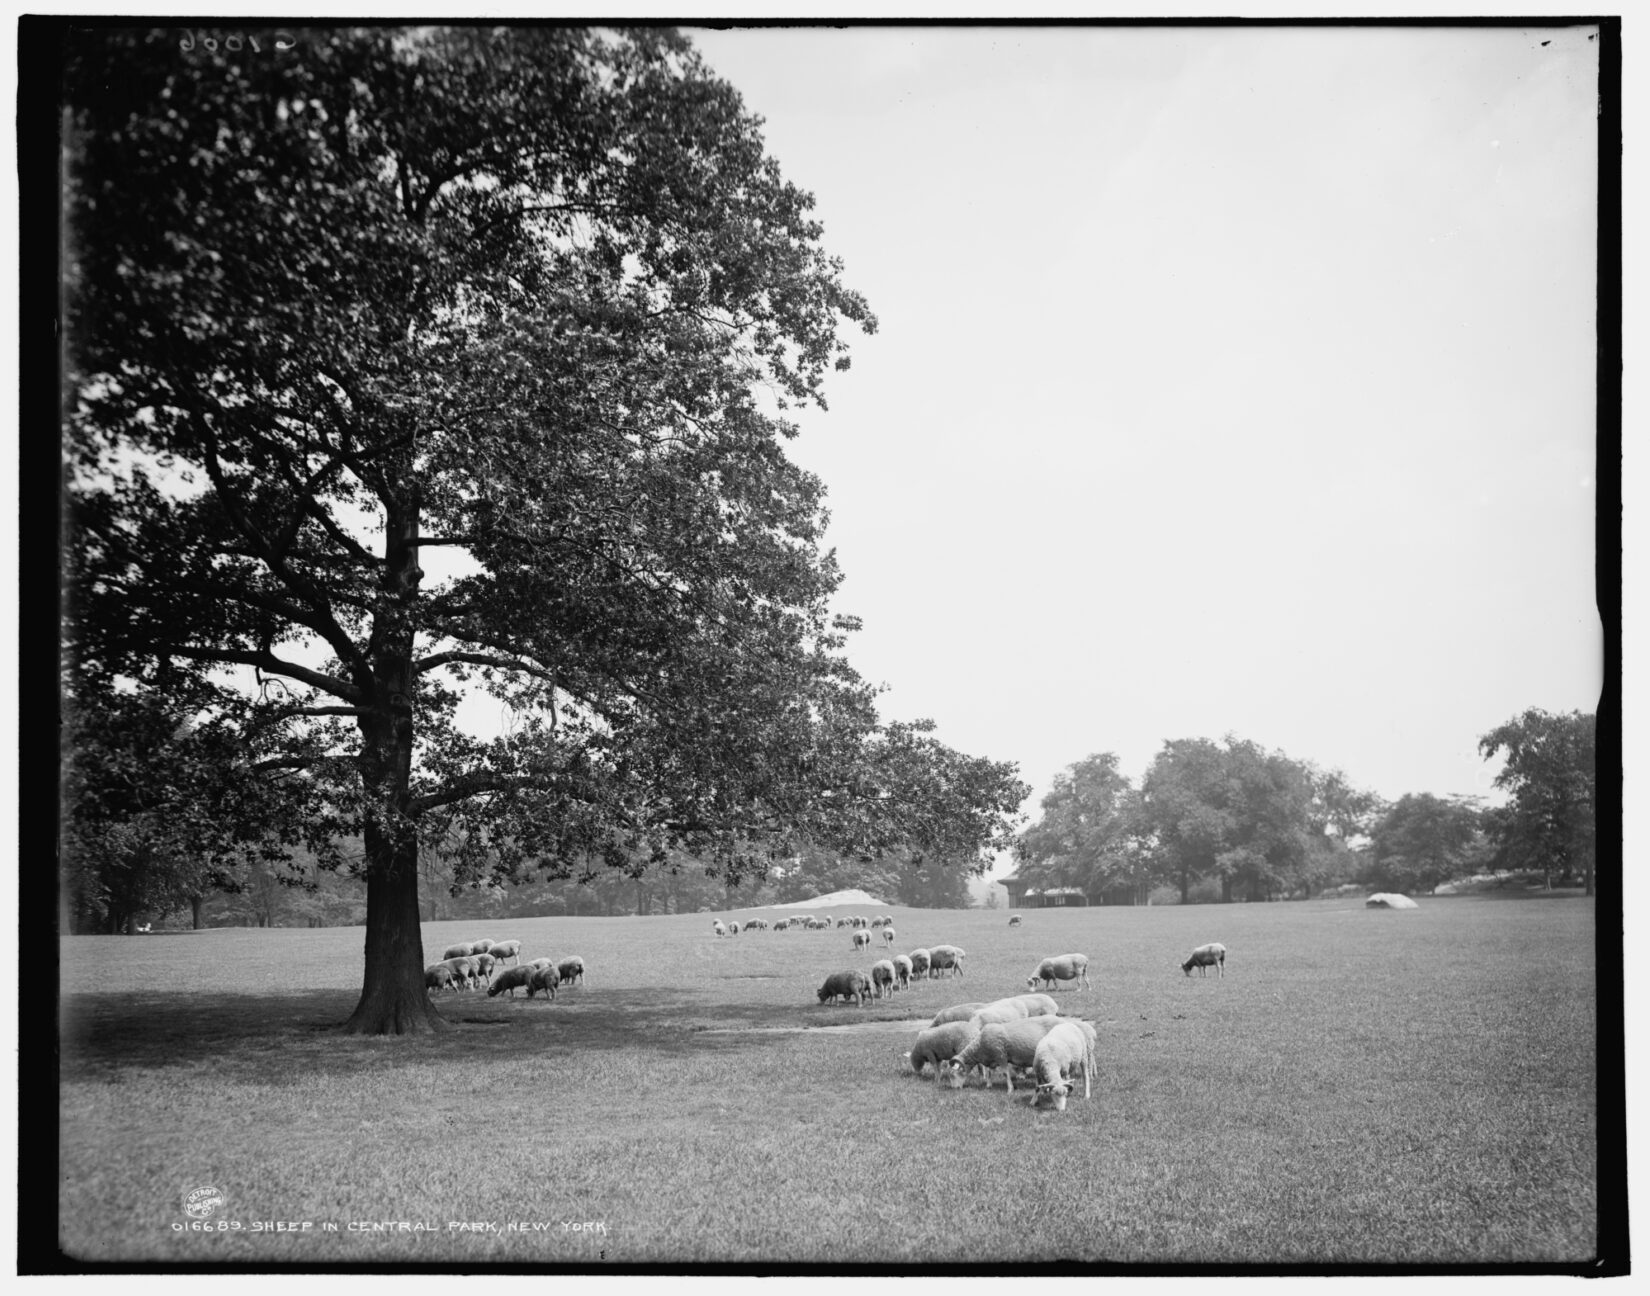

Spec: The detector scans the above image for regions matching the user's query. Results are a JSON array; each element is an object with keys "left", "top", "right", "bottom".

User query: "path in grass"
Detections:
[{"left": 58, "top": 895, "right": 1598, "bottom": 1263}]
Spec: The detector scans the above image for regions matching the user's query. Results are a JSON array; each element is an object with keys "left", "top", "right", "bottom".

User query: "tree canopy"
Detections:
[
  {"left": 1366, "top": 792, "right": 1483, "bottom": 895},
  {"left": 1478, "top": 708, "right": 1596, "bottom": 893},
  {"left": 62, "top": 26, "right": 1025, "bottom": 1031}
]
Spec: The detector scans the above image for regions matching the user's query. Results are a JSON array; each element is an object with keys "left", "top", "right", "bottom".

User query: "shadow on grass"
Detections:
[{"left": 60, "top": 985, "right": 929, "bottom": 1082}]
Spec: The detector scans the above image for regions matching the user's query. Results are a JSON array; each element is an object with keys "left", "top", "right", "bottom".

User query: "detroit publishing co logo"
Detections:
[{"left": 184, "top": 1186, "right": 226, "bottom": 1220}]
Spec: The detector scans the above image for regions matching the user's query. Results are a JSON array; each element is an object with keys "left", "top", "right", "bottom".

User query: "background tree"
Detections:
[
  {"left": 1365, "top": 792, "right": 1482, "bottom": 895},
  {"left": 1478, "top": 708, "right": 1597, "bottom": 893},
  {"left": 64, "top": 27, "right": 1023, "bottom": 1032},
  {"left": 1015, "top": 753, "right": 1151, "bottom": 905}
]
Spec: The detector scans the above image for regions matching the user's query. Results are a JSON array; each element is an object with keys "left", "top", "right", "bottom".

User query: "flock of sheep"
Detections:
[{"left": 424, "top": 937, "right": 586, "bottom": 1002}]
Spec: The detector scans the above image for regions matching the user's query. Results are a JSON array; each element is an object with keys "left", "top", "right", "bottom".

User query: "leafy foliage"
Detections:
[
  {"left": 62, "top": 27, "right": 1022, "bottom": 1025},
  {"left": 1478, "top": 708, "right": 1597, "bottom": 891},
  {"left": 1366, "top": 792, "right": 1483, "bottom": 894}
]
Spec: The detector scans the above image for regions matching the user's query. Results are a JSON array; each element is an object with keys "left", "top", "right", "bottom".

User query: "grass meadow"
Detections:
[{"left": 57, "top": 894, "right": 1599, "bottom": 1265}]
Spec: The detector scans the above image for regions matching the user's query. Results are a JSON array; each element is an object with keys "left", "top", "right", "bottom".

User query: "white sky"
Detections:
[{"left": 678, "top": 24, "right": 1604, "bottom": 856}]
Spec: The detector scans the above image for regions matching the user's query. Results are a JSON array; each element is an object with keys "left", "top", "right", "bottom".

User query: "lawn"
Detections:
[{"left": 56, "top": 894, "right": 1600, "bottom": 1265}]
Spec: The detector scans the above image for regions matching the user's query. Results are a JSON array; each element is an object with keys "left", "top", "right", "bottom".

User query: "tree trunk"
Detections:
[
  {"left": 190, "top": 895, "right": 204, "bottom": 929},
  {"left": 343, "top": 489, "right": 447, "bottom": 1035}
]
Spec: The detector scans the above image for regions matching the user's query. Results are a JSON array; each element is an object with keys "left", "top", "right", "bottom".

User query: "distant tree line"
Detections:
[{"left": 1013, "top": 709, "right": 1597, "bottom": 905}]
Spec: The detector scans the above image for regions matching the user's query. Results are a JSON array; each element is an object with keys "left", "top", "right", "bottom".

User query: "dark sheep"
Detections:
[
  {"left": 488, "top": 965, "right": 533, "bottom": 998},
  {"left": 1182, "top": 943, "right": 1227, "bottom": 978},
  {"left": 816, "top": 969, "right": 872, "bottom": 1007}
]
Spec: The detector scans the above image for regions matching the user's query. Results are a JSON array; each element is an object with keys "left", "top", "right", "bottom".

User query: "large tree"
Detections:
[
  {"left": 63, "top": 27, "right": 1023, "bottom": 1032},
  {"left": 1366, "top": 792, "right": 1482, "bottom": 895},
  {"left": 1478, "top": 708, "right": 1597, "bottom": 893},
  {"left": 1015, "top": 753, "right": 1151, "bottom": 904}
]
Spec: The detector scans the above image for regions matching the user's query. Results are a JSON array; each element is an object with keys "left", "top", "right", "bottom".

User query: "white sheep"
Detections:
[
  {"left": 488, "top": 965, "right": 534, "bottom": 998},
  {"left": 907, "top": 948, "right": 932, "bottom": 979},
  {"left": 930, "top": 1001, "right": 988, "bottom": 1027},
  {"left": 966, "top": 993, "right": 1060, "bottom": 1029},
  {"left": 1031, "top": 1019, "right": 1099, "bottom": 1111},
  {"left": 441, "top": 943, "right": 473, "bottom": 962},
  {"left": 941, "top": 1015, "right": 1066, "bottom": 1092},
  {"left": 772, "top": 919, "right": 790, "bottom": 931},
  {"left": 893, "top": 954, "right": 914, "bottom": 990},
  {"left": 871, "top": 959, "right": 897, "bottom": 999},
  {"left": 928, "top": 944, "right": 966, "bottom": 977},
  {"left": 1028, "top": 953, "right": 1092, "bottom": 992},
  {"left": 903, "top": 1020, "right": 980, "bottom": 1079},
  {"left": 488, "top": 940, "right": 522, "bottom": 965},
  {"left": 471, "top": 952, "right": 497, "bottom": 981},
  {"left": 468, "top": 939, "right": 494, "bottom": 956},
  {"left": 881, "top": 926, "right": 896, "bottom": 946},
  {"left": 440, "top": 956, "right": 478, "bottom": 989},
  {"left": 713, "top": 920, "right": 728, "bottom": 938},
  {"left": 1182, "top": 942, "right": 1227, "bottom": 977},
  {"left": 524, "top": 957, "right": 555, "bottom": 974},
  {"left": 556, "top": 956, "right": 585, "bottom": 987},
  {"left": 852, "top": 930, "right": 872, "bottom": 952},
  {"left": 727, "top": 920, "right": 742, "bottom": 936}
]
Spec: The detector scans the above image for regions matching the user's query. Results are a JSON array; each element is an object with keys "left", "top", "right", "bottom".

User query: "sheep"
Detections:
[
  {"left": 816, "top": 970, "right": 872, "bottom": 1007},
  {"left": 488, "top": 940, "right": 522, "bottom": 966},
  {"left": 713, "top": 920, "right": 728, "bottom": 938},
  {"left": 441, "top": 943, "right": 473, "bottom": 962},
  {"left": 930, "top": 1001, "right": 988, "bottom": 1027},
  {"left": 468, "top": 939, "right": 494, "bottom": 956},
  {"left": 1182, "top": 942, "right": 1227, "bottom": 978},
  {"left": 852, "top": 930, "right": 873, "bottom": 952},
  {"left": 928, "top": 944, "right": 966, "bottom": 978},
  {"left": 940, "top": 1015, "right": 1067, "bottom": 1091},
  {"left": 440, "top": 956, "right": 478, "bottom": 989},
  {"left": 1008, "top": 914, "right": 1022, "bottom": 927},
  {"left": 772, "top": 919, "right": 790, "bottom": 931},
  {"left": 1028, "top": 953, "right": 1092, "bottom": 993},
  {"left": 893, "top": 954, "right": 914, "bottom": 990},
  {"left": 907, "top": 949, "right": 932, "bottom": 979},
  {"left": 870, "top": 959, "right": 897, "bottom": 999},
  {"left": 878, "top": 914, "right": 894, "bottom": 927},
  {"left": 524, "top": 957, "right": 555, "bottom": 974},
  {"left": 904, "top": 1020, "right": 980, "bottom": 1079},
  {"left": 424, "top": 964, "right": 457, "bottom": 994},
  {"left": 556, "top": 956, "right": 586, "bottom": 987},
  {"left": 870, "top": 916, "right": 886, "bottom": 929},
  {"left": 1031, "top": 1019, "right": 1099, "bottom": 1111},
  {"left": 526, "top": 966, "right": 558, "bottom": 1001},
  {"left": 471, "top": 952, "right": 497, "bottom": 981},
  {"left": 966, "top": 993, "right": 1060, "bottom": 1029},
  {"left": 881, "top": 926, "right": 897, "bottom": 947},
  {"left": 488, "top": 965, "right": 534, "bottom": 999},
  {"left": 836, "top": 918, "right": 851, "bottom": 929}
]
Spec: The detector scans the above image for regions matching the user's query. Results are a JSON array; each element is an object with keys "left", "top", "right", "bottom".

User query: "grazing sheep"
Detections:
[
  {"left": 870, "top": 916, "right": 887, "bottom": 929},
  {"left": 471, "top": 952, "right": 497, "bottom": 981},
  {"left": 904, "top": 1020, "right": 980, "bottom": 1079},
  {"left": 836, "top": 918, "right": 851, "bottom": 929},
  {"left": 488, "top": 965, "right": 534, "bottom": 999},
  {"left": 878, "top": 914, "right": 894, "bottom": 927},
  {"left": 1028, "top": 953, "right": 1092, "bottom": 992},
  {"left": 852, "top": 916, "right": 870, "bottom": 930},
  {"left": 727, "top": 920, "right": 742, "bottom": 936},
  {"left": 1182, "top": 942, "right": 1227, "bottom": 978},
  {"left": 966, "top": 993, "right": 1060, "bottom": 1029},
  {"left": 810, "top": 918, "right": 830, "bottom": 930},
  {"left": 930, "top": 1001, "right": 988, "bottom": 1027},
  {"left": 488, "top": 940, "right": 522, "bottom": 966},
  {"left": 556, "top": 956, "right": 586, "bottom": 987},
  {"left": 713, "top": 920, "right": 728, "bottom": 937},
  {"left": 852, "top": 930, "right": 872, "bottom": 952},
  {"left": 941, "top": 1015, "right": 1066, "bottom": 1092},
  {"left": 526, "top": 967, "right": 558, "bottom": 1000},
  {"left": 881, "top": 926, "right": 896, "bottom": 946},
  {"left": 928, "top": 945, "right": 966, "bottom": 978},
  {"left": 1008, "top": 913, "right": 1022, "bottom": 927},
  {"left": 908, "top": 949, "right": 932, "bottom": 979},
  {"left": 871, "top": 959, "right": 897, "bottom": 999},
  {"left": 893, "top": 954, "right": 914, "bottom": 990},
  {"left": 817, "top": 970, "right": 872, "bottom": 1007},
  {"left": 469, "top": 939, "right": 494, "bottom": 956},
  {"left": 441, "top": 943, "right": 473, "bottom": 962},
  {"left": 424, "top": 964, "right": 457, "bottom": 994},
  {"left": 1032, "top": 1019, "right": 1099, "bottom": 1111},
  {"left": 772, "top": 919, "right": 790, "bottom": 931},
  {"left": 524, "top": 957, "right": 555, "bottom": 974},
  {"left": 441, "top": 956, "right": 478, "bottom": 989}
]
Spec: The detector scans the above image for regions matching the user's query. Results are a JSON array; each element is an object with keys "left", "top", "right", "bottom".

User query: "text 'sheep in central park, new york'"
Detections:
[{"left": 61, "top": 27, "right": 1028, "bottom": 1030}]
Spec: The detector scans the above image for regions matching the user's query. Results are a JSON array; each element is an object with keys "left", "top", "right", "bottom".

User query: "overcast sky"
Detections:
[{"left": 672, "top": 24, "right": 1603, "bottom": 866}]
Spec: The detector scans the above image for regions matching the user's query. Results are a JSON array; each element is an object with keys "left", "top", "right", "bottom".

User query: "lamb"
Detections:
[
  {"left": 928, "top": 944, "right": 966, "bottom": 978},
  {"left": 713, "top": 920, "right": 728, "bottom": 938},
  {"left": 1031, "top": 1019, "right": 1099, "bottom": 1111},
  {"left": 1028, "top": 953, "right": 1092, "bottom": 992},
  {"left": 870, "top": 959, "right": 897, "bottom": 999},
  {"left": 424, "top": 964, "right": 457, "bottom": 993},
  {"left": 907, "top": 949, "right": 932, "bottom": 979},
  {"left": 488, "top": 965, "right": 534, "bottom": 999},
  {"left": 526, "top": 967, "right": 558, "bottom": 1001},
  {"left": 816, "top": 970, "right": 872, "bottom": 1007},
  {"left": 903, "top": 1020, "right": 980, "bottom": 1079},
  {"left": 930, "top": 1001, "right": 988, "bottom": 1026},
  {"left": 940, "top": 1015, "right": 1067, "bottom": 1091},
  {"left": 556, "top": 956, "right": 586, "bottom": 987},
  {"left": 852, "top": 930, "right": 872, "bottom": 952},
  {"left": 966, "top": 993, "right": 1060, "bottom": 1029},
  {"left": 893, "top": 954, "right": 914, "bottom": 990},
  {"left": 441, "top": 943, "right": 473, "bottom": 962},
  {"left": 488, "top": 940, "right": 522, "bottom": 966},
  {"left": 1182, "top": 942, "right": 1227, "bottom": 978},
  {"left": 881, "top": 926, "right": 896, "bottom": 946}
]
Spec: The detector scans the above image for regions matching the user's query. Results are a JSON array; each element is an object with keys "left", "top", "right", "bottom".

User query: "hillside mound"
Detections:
[{"left": 764, "top": 889, "right": 886, "bottom": 910}]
